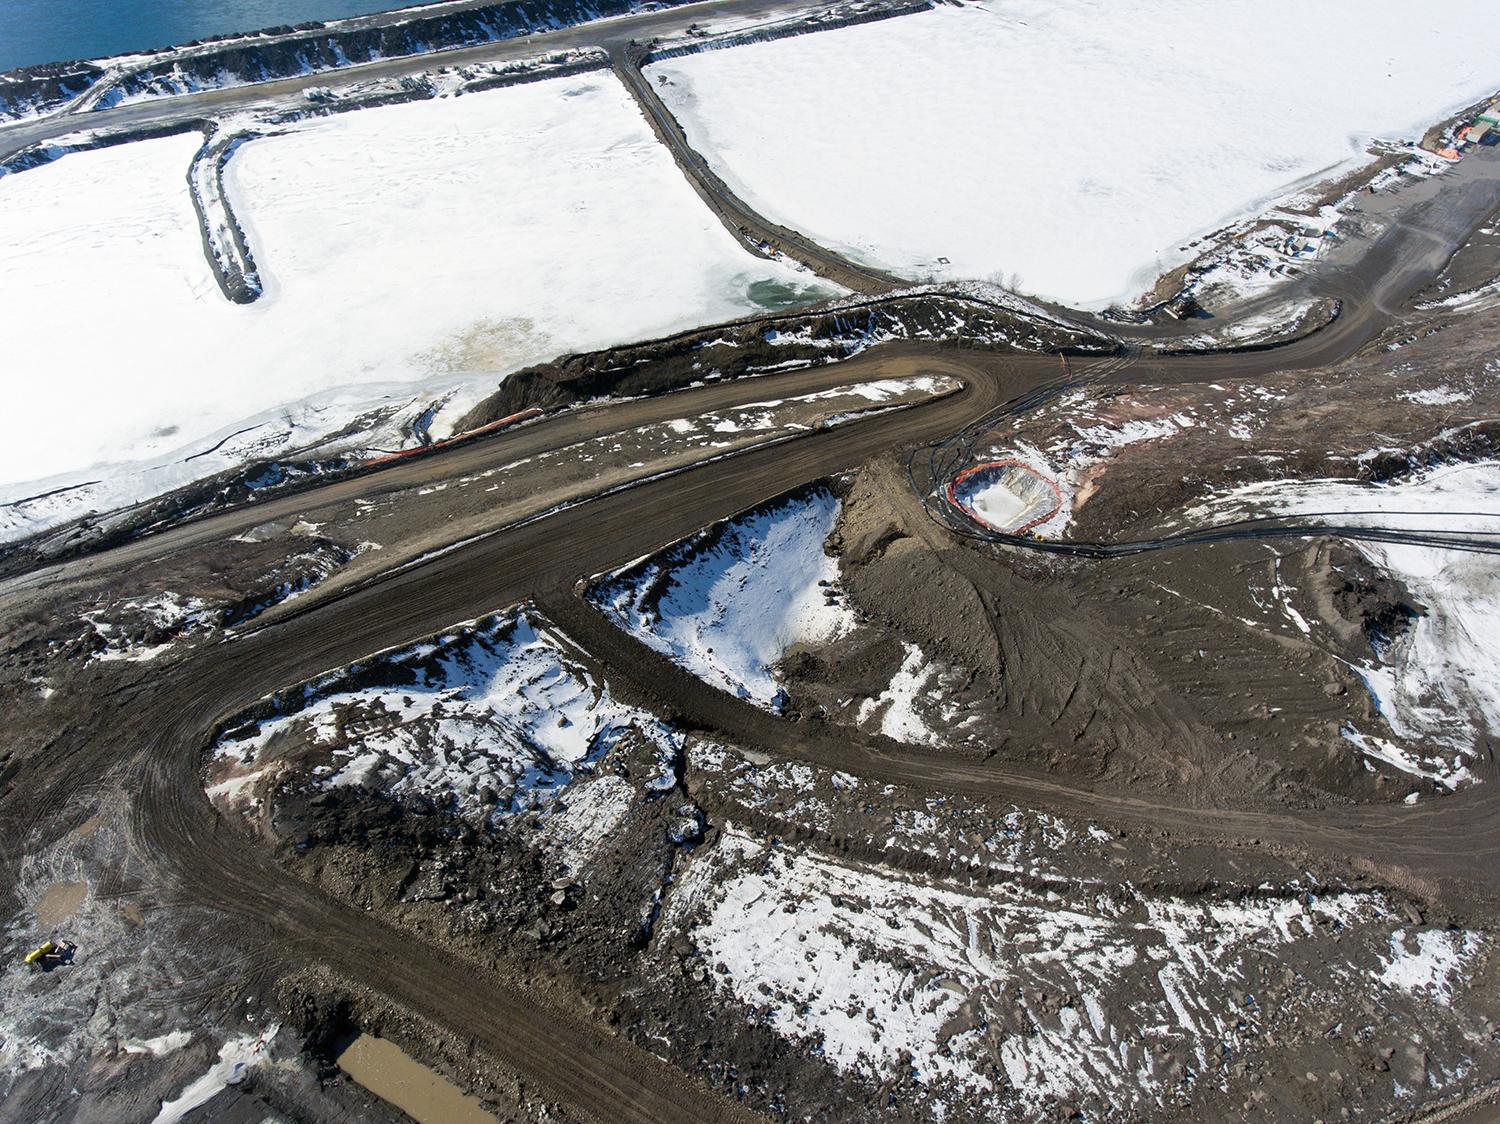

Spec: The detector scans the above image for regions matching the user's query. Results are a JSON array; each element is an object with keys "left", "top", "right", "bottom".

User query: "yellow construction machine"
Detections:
[{"left": 23, "top": 939, "right": 75, "bottom": 970}]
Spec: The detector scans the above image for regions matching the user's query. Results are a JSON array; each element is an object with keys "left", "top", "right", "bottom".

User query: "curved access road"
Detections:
[
  {"left": 17, "top": 334, "right": 1500, "bottom": 1122},
  {"left": 8, "top": 350, "right": 1012, "bottom": 1124},
  {"left": 611, "top": 43, "right": 900, "bottom": 292}
]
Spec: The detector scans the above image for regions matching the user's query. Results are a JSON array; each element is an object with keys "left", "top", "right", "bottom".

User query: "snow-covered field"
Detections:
[
  {"left": 1197, "top": 461, "right": 1500, "bottom": 789},
  {"left": 649, "top": 0, "right": 1500, "bottom": 307},
  {"left": 0, "top": 73, "right": 837, "bottom": 537},
  {"left": 589, "top": 486, "right": 855, "bottom": 708},
  {"left": 662, "top": 826, "right": 1483, "bottom": 1116},
  {"left": 210, "top": 609, "right": 682, "bottom": 818}
]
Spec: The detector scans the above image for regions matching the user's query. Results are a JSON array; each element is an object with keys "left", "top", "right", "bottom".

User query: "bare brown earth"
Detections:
[
  {"left": 2, "top": 303, "right": 1499, "bottom": 1120},
  {"left": 6, "top": 111, "right": 1500, "bottom": 1124}
]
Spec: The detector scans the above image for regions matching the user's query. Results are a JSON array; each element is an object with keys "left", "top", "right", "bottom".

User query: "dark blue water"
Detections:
[{"left": 0, "top": 0, "right": 416, "bottom": 73}]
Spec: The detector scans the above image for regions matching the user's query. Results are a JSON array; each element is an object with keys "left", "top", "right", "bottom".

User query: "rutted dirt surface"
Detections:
[
  {"left": 6, "top": 318, "right": 1500, "bottom": 1120},
  {"left": 6, "top": 131, "right": 1500, "bottom": 1124}
]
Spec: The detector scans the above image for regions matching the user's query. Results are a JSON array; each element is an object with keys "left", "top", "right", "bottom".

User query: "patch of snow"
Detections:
[
  {"left": 1416, "top": 274, "right": 1500, "bottom": 311},
  {"left": 151, "top": 1025, "right": 277, "bottom": 1124},
  {"left": 589, "top": 487, "right": 856, "bottom": 708},
  {"left": 1196, "top": 461, "right": 1500, "bottom": 787},
  {"left": 121, "top": 1030, "right": 193, "bottom": 1058},
  {"left": 81, "top": 593, "right": 211, "bottom": 664},
  {"left": 1269, "top": 552, "right": 1313, "bottom": 636},
  {"left": 855, "top": 643, "right": 946, "bottom": 746},
  {"left": 1400, "top": 386, "right": 1472, "bottom": 406},
  {"left": 1341, "top": 724, "right": 1469, "bottom": 790},
  {"left": 212, "top": 609, "right": 680, "bottom": 817},
  {"left": 542, "top": 774, "right": 639, "bottom": 873},
  {"left": 1066, "top": 413, "right": 1196, "bottom": 457},
  {"left": 649, "top": 1, "right": 1500, "bottom": 307},
  {"left": 664, "top": 827, "right": 1476, "bottom": 1115},
  {"left": 1171, "top": 299, "right": 1325, "bottom": 349},
  {"left": 1380, "top": 928, "right": 1476, "bottom": 1002}
]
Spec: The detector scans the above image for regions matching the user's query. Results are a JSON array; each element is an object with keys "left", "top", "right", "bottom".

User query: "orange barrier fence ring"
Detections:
[{"left": 946, "top": 458, "right": 1063, "bottom": 536}]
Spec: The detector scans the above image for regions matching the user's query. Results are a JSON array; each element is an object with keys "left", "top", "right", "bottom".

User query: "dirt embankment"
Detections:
[
  {"left": 189, "top": 129, "right": 264, "bottom": 304},
  {"left": 1044, "top": 308, "right": 1500, "bottom": 544},
  {"left": 458, "top": 291, "right": 1109, "bottom": 429},
  {"left": 802, "top": 461, "right": 1392, "bottom": 805},
  {"left": 0, "top": 60, "right": 102, "bottom": 122}
]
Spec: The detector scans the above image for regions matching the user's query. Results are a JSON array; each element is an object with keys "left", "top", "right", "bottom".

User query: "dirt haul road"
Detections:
[
  {"left": 12, "top": 142, "right": 1500, "bottom": 1110},
  {"left": 4, "top": 352, "right": 1017, "bottom": 1124}
]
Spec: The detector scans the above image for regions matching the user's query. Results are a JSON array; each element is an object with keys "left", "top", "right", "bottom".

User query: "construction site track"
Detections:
[
  {"left": 14, "top": 181, "right": 1500, "bottom": 1111},
  {"left": 12, "top": 331, "right": 1500, "bottom": 1120},
  {"left": 6, "top": 18, "right": 1500, "bottom": 1121}
]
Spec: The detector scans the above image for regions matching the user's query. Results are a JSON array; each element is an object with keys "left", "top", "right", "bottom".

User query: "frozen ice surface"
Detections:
[
  {"left": 951, "top": 458, "right": 1062, "bottom": 533},
  {"left": 0, "top": 73, "right": 839, "bottom": 534},
  {"left": 650, "top": 0, "right": 1500, "bottom": 307}
]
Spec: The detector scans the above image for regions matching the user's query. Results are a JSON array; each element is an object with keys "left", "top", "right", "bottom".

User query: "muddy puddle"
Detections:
[
  {"left": 336, "top": 1033, "right": 492, "bottom": 1123},
  {"left": 72, "top": 813, "right": 104, "bottom": 838},
  {"left": 34, "top": 880, "right": 86, "bottom": 925}
]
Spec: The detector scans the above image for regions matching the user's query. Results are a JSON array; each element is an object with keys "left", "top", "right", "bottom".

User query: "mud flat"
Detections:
[{"left": 32, "top": 880, "right": 85, "bottom": 925}]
